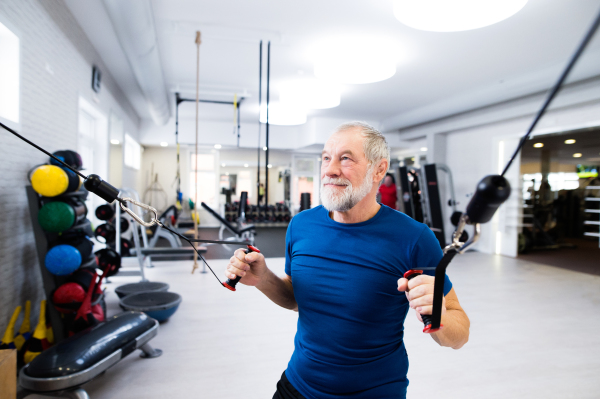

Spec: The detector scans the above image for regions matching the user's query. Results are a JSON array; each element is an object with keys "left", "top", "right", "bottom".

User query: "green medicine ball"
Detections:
[{"left": 38, "top": 202, "right": 75, "bottom": 233}]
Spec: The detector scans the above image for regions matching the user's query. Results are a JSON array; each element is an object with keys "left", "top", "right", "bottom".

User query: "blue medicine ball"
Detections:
[{"left": 45, "top": 244, "right": 82, "bottom": 276}]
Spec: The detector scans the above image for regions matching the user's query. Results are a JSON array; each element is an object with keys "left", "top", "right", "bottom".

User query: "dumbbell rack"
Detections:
[{"left": 25, "top": 186, "right": 93, "bottom": 343}]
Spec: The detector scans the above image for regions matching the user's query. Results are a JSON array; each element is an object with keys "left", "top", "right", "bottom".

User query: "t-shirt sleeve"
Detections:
[
  {"left": 411, "top": 225, "right": 453, "bottom": 296},
  {"left": 284, "top": 218, "right": 294, "bottom": 277}
]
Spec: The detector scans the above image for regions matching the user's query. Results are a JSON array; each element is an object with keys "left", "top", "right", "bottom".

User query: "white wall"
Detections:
[
  {"left": 390, "top": 76, "right": 600, "bottom": 256},
  {"left": 0, "top": 0, "right": 140, "bottom": 330}
]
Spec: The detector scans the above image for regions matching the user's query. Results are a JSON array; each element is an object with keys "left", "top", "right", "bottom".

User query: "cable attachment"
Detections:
[
  {"left": 119, "top": 198, "right": 160, "bottom": 227},
  {"left": 444, "top": 214, "right": 481, "bottom": 255}
]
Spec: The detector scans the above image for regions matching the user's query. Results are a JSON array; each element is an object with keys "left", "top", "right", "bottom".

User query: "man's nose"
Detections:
[{"left": 323, "top": 159, "right": 341, "bottom": 178}]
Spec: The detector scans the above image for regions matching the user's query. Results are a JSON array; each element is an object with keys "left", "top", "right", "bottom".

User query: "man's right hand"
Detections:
[{"left": 225, "top": 248, "right": 267, "bottom": 287}]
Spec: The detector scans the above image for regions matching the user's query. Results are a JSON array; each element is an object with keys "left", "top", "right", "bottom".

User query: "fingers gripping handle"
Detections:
[
  {"left": 223, "top": 245, "right": 260, "bottom": 291},
  {"left": 404, "top": 270, "right": 442, "bottom": 334}
]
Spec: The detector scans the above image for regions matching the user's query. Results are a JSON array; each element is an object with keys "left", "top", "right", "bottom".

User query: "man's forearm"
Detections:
[
  {"left": 430, "top": 308, "right": 470, "bottom": 349},
  {"left": 256, "top": 268, "right": 298, "bottom": 311}
]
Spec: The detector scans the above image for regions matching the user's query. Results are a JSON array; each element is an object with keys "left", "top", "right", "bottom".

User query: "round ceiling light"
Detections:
[
  {"left": 394, "top": 0, "right": 528, "bottom": 32},
  {"left": 564, "top": 139, "right": 576, "bottom": 144},
  {"left": 533, "top": 143, "right": 544, "bottom": 148},
  {"left": 260, "top": 102, "right": 307, "bottom": 125},
  {"left": 279, "top": 80, "right": 341, "bottom": 109},
  {"left": 312, "top": 38, "right": 396, "bottom": 84}
]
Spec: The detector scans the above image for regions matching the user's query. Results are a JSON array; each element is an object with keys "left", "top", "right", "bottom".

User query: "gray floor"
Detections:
[{"left": 81, "top": 252, "right": 600, "bottom": 398}]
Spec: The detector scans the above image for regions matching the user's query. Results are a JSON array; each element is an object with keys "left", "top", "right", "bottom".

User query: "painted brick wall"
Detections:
[{"left": 0, "top": 0, "right": 140, "bottom": 332}]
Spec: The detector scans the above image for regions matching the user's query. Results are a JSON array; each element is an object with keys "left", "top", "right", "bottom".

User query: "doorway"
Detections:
[{"left": 518, "top": 127, "right": 600, "bottom": 275}]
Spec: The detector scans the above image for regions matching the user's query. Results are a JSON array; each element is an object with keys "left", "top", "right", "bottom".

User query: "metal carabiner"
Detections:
[
  {"left": 443, "top": 214, "right": 481, "bottom": 254},
  {"left": 119, "top": 198, "right": 160, "bottom": 227}
]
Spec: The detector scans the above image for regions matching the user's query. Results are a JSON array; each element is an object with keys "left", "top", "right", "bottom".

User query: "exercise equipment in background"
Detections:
[
  {"left": 95, "top": 247, "right": 122, "bottom": 277},
  {"left": 19, "top": 312, "right": 161, "bottom": 399},
  {"left": 23, "top": 300, "right": 53, "bottom": 364},
  {"left": 14, "top": 300, "right": 32, "bottom": 351},
  {"left": 300, "top": 192, "right": 311, "bottom": 212},
  {"left": 30, "top": 165, "right": 81, "bottom": 197},
  {"left": 44, "top": 237, "right": 94, "bottom": 276},
  {"left": 69, "top": 272, "right": 106, "bottom": 335},
  {"left": 119, "top": 291, "right": 182, "bottom": 322},
  {"left": 115, "top": 281, "right": 169, "bottom": 299},
  {"left": 1, "top": 305, "right": 22, "bottom": 350},
  {"left": 49, "top": 150, "right": 83, "bottom": 170},
  {"left": 95, "top": 203, "right": 115, "bottom": 220},
  {"left": 38, "top": 197, "right": 87, "bottom": 233},
  {"left": 201, "top": 201, "right": 256, "bottom": 247},
  {"left": 399, "top": 163, "right": 460, "bottom": 248}
]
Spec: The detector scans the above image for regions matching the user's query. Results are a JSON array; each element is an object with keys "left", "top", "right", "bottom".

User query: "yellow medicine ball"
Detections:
[{"left": 31, "top": 165, "right": 69, "bottom": 197}]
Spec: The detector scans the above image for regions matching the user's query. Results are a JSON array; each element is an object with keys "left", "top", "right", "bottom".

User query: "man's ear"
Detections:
[{"left": 374, "top": 159, "right": 388, "bottom": 182}]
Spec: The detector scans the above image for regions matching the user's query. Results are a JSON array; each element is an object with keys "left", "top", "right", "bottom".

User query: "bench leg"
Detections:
[
  {"left": 64, "top": 389, "right": 90, "bottom": 399},
  {"left": 139, "top": 342, "right": 162, "bottom": 358},
  {"left": 23, "top": 388, "right": 90, "bottom": 399}
]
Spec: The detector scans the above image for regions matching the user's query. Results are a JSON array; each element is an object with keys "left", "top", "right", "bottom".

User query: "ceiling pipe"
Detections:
[{"left": 102, "top": 0, "right": 171, "bottom": 125}]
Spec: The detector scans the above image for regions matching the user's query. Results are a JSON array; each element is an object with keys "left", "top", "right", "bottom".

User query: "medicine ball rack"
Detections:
[{"left": 25, "top": 186, "right": 95, "bottom": 343}]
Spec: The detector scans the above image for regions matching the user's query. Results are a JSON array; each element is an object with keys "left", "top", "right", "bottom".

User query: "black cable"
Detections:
[
  {"left": 1, "top": 121, "right": 87, "bottom": 179},
  {"left": 159, "top": 223, "right": 250, "bottom": 286},
  {"left": 501, "top": 9, "right": 600, "bottom": 177}
]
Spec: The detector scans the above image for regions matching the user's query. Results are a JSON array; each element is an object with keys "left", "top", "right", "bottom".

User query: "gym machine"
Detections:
[{"left": 399, "top": 163, "right": 459, "bottom": 248}]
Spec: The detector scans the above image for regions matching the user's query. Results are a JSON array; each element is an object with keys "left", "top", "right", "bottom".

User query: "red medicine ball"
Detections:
[{"left": 53, "top": 282, "right": 86, "bottom": 313}]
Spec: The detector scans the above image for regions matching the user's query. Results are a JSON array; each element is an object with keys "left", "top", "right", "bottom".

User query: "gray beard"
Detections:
[{"left": 320, "top": 165, "right": 374, "bottom": 212}]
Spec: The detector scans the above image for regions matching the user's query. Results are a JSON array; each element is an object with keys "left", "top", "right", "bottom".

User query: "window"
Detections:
[
  {"left": 190, "top": 153, "right": 217, "bottom": 207},
  {"left": 124, "top": 133, "right": 141, "bottom": 170},
  {"left": 0, "top": 21, "right": 19, "bottom": 123},
  {"left": 522, "top": 172, "right": 580, "bottom": 200}
]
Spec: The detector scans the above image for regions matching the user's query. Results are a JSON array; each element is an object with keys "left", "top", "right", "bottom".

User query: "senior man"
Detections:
[{"left": 226, "top": 122, "right": 470, "bottom": 399}]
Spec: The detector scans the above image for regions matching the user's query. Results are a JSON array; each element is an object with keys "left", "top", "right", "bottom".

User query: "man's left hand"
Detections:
[{"left": 397, "top": 274, "right": 446, "bottom": 322}]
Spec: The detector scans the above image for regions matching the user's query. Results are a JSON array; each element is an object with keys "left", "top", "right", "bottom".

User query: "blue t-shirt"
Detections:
[{"left": 284, "top": 205, "right": 452, "bottom": 399}]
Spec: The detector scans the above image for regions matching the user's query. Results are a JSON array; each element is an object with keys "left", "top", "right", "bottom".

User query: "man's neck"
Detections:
[{"left": 330, "top": 194, "right": 381, "bottom": 224}]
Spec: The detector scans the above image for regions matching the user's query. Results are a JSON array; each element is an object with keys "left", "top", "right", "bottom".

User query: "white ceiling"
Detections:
[{"left": 66, "top": 0, "right": 600, "bottom": 132}]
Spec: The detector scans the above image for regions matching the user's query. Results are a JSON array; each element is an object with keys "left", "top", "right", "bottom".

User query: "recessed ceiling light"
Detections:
[
  {"left": 214, "top": 144, "right": 222, "bottom": 149},
  {"left": 244, "top": 163, "right": 249, "bottom": 167},
  {"left": 573, "top": 153, "right": 582, "bottom": 158},
  {"left": 420, "top": 147, "right": 428, "bottom": 151},
  {"left": 312, "top": 37, "right": 396, "bottom": 84},
  {"left": 263, "top": 146, "right": 268, "bottom": 151},
  {"left": 533, "top": 143, "right": 544, "bottom": 148},
  {"left": 393, "top": 0, "right": 528, "bottom": 32},
  {"left": 221, "top": 163, "right": 226, "bottom": 167},
  {"left": 260, "top": 103, "right": 307, "bottom": 125},
  {"left": 564, "top": 139, "right": 576, "bottom": 144},
  {"left": 160, "top": 142, "right": 168, "bottom": 147},
  {"left": 267, "top": 164, "right": 272, "bottom": 168},
  {"left": 110, "top": 139, "right": 120, "bottom": 145}
]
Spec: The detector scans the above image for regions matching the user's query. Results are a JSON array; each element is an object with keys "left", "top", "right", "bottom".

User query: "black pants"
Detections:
[{"left": 273, "top": 371, "right": 306, "bottom": 399}]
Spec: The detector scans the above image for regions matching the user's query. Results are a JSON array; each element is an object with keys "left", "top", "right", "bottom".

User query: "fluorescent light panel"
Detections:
[
  {"left": 312, "top": 37, "right": 397, "bottom": 84},
  {"left": 260, "top": 102, "right": 307, "bottom": 125},
  {"left": 394, "top": 0, "right": 528, "bottom": 32}
]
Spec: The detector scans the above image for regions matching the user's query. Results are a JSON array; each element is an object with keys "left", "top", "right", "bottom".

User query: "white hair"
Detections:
[{"left": 334, "top": 121, "right": 390, "bottom": 173}]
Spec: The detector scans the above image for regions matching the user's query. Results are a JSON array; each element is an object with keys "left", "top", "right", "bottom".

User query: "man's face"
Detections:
[
  {"left": 320, "top": 128, "right": 375, "bottom": 212},
  {"left": 384, "top": 175, "right": 393, "bottom": 186}
]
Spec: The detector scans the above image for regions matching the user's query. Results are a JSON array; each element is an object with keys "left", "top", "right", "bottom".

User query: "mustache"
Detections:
[{"left": 322, "top": 177, "right": 351, "bottom": 186}]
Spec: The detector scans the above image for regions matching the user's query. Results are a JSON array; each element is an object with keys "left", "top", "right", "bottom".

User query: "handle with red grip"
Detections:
[
  {"left": 404, "top": 270, "right": 443, "bottom": 333},
  {"left": 222, "top": 245, "right": 260, "bottom": 291}
]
